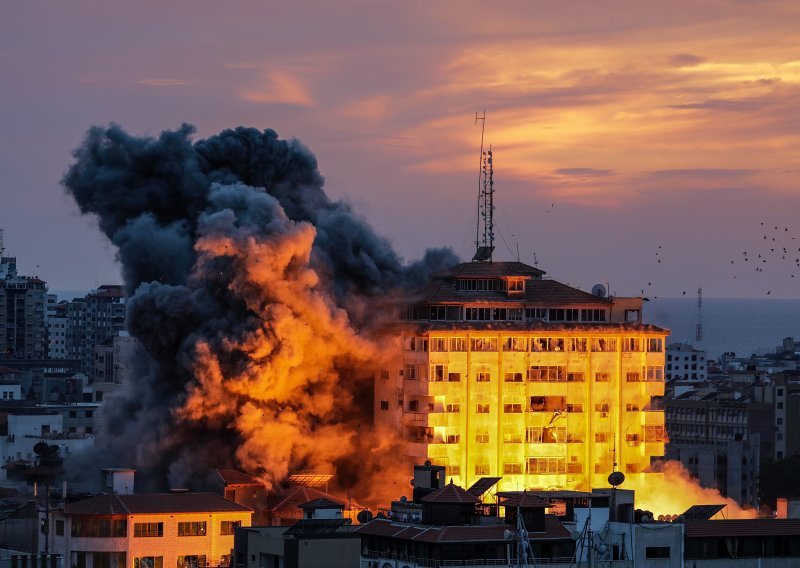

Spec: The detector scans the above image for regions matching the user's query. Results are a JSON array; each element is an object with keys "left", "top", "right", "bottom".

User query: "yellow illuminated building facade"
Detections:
[{"left": 378, "top": 261, "right": 669, "bottom": 493}]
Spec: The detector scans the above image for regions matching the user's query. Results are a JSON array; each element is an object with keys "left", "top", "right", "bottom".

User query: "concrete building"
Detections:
[
  {"left": 0, "top": 254, "right": 47, "bottom": 361},
  {"left": 46, "top": 295, "right": 68, "bottom": 359},
  {"left": 666, "top": 342, "right": 707, "bottom": 382},
  {"left": 50, "top": 492, "right": 252, "bottom": 567},
  {"left": 233, "top": 499, "right": 359, "bottom": 568},
  {"left": 665, "top": 394, "right": 763, "bottom": 507},
  {"left": 65, "top": 286, "right": 127, "bottom": 379},
  {"left": 92, "top": 333, "right": 142, "bottom": 403},
  {"left": 378, "top": 261, "right": 669, "bottom": 493}
]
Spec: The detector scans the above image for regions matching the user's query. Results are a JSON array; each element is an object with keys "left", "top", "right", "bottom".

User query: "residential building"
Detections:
[
  {"left": 65, "top": 286, "right": 127, "bottom": 378},
  {"left": 378, "top": 261, "right": 669, "bottom": 493},
  {"left": 665, "top": 342, "right": 707, "bottom": 382},
  {"left": 0, "top": 253, "right": 47, "bottom": 361},
  {"left": 50, "top": 492, "right": 252, "bottom": 567}
]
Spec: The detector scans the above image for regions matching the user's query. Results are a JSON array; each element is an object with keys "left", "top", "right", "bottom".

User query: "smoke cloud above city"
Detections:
[{"left": 62, "top": 123, "right": 456, "bottom": 501}]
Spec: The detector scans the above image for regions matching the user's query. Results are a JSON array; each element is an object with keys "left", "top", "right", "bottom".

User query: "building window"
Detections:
[
  {"left": 177, "top": 556, "right": 206, "bottom": 568},
  {"left": 647, "top": 338, "right": 663, "bottom": 352},
  {"left": 508, "top": 308, "right": 524, "bottom": 321},
  {"left": 595, "top": 403, "right": 610, "bottom": 413},
  {"left": 503, "top": 337, "right": 528, "bottom": 351},
  {"left": 465, "top": 307, "right": 492, "bottom": 321},
  {"left": 448, "top": 372, "right": 461, "bottom": 382},
  {"left": 471, "top": 337, "right": 498, "bottom": 351},
  {"left": 134, "top": 558, "right": 163, "bottom": 568},
  {"left": 525, "top": 308, "right": 547, "bottom": 320},
  {"left": 449, "top": 337, "right": 467, "bottom": 351},
  {"left": 475, "top": 464, "right": 490, "bottom": 475},
  {"left": 566, "top": 404, "right": 583, "bottom": 413},
  {"left": 581, "top": 309, "right": 606, "bottom": 322},
  {"left": 476, "top": 372, "right": 491, "bottom": 382},
  {"left": 504, "top": 463, "right": 523, "bottom": 474},
  {"left": 56, "top": 519, "right": 64, "bottom": 536},
  {"left": 595, "top": 432, "right": 610, "bottom": 442},
  {"left": 504, "top": 372, "right": 523, "bottom": 383},
  {"left": 446, "top": 465, "right": 461, "bottom": 476},
  {"left": 626, "top": 403, "right": 640, "bottom": 412},
  {"left": 476, "top": 433, "right": 489, "bottom": 444},
  {"left": 526, "top": 457, "right": 566, "bottom": 474},
  {"left": 71, "top": 518, "right": 127, "bottom": 538},
  {"left": 409, "top": 400, "right": 419, "bottom": 412},
  {"left": 778, "top": 402, "right": 784, "bottom": 410},
  {"left": 177, "top": 522, "right": 207, "bottom": 537},
  {"left": 549, "top": 308, "right": 579, "bottom": 322},
  {"left": 645, "top": 547, "right": 670, "bottom": 559},
  {"left": 493, "top": 308, "right": 508, "bottom": 320},
  {"left": 445, "top": 434, "right": 460, "bottom": 444},
  {"left": 380, "top": 400, "right": 389, "bottom": 411},
  {"left": 430, "top": 338, "right": 448, "bottom": 352},
  {"left": 566, "top": 372, "right": 584, "bottom": 382},
  {"left": 476, "top": 404, "right": 490, "bottom": 413},
  {"left": 508, "top": 279, "right": 525, "bottom": 292},
  {"left": 404, "top": 364, "right": 416, "bottom": 380},
  {"left": 431, "top": 365, "right": 447, "bottom": 381},
  {"left": 503, "top": 403, "right": 523, "bottom": 413},
  {"left": 134, "top": 522, "right": 163, "bottom": 537},
  {"left": 622, "top": 338, "right": 641, "bottom": 352},
  {"left": 595, "top": 372, "right": 610, "bottom": 382},
  {"left": 528, "top": 366, "right": 566, "bottom": 382},
  {"left": 626, "top": 372, "right": 641, "bottom": 382},
  {"left": 568, "top": 338, "right": 588, "bottom": 352},
  {"left": 220, "top": 521, "right": 241, "bottom": 536},
  {"left": 645, "top": 367, "right": 664, "bottom": 382},
  {"left": 591, "top": 338, "right": 617, "bottom": 352},
  {"left": 429, "top": 305, "right": 447, "bottom": 321},
  {"left": 445, "top": 403, "right": 460, "bottom": 413}
]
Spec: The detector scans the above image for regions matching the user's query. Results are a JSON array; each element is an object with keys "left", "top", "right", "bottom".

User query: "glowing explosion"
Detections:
[{"left": 63, "top": 123, "right": 455, "bottom": 505}]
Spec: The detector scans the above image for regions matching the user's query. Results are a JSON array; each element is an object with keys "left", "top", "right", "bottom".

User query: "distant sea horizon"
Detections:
[
  {"left": 52, "top": 290, "right": 799, "bottom": 362},
  {"left": 645, "top": 297, "right": 800, "bottom": 360}
]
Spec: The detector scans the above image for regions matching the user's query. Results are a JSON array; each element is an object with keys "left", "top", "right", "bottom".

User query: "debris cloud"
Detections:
[{"left": 63, "top": 123, "right": 456, "bottom": 503}]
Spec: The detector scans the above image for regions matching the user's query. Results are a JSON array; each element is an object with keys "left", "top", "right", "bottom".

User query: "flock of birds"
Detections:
[{"left": 638, "top": 223, "right": 799, "bottom": 298}]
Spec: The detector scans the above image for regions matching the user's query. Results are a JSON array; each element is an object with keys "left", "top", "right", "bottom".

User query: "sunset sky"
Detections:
[{"left": 2, "top": 1, "right": 800, "bottom": 298}]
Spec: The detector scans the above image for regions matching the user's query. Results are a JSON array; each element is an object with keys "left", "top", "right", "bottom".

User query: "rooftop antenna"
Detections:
[
  {"left": 0, "top": 227, "right": 4, "bottom": 256},
  {"left": 472, "top": 111, "right": 495, "bottom": 262},
  {"left": 695, "top": 287, "right": 704, "bottom": 351}
]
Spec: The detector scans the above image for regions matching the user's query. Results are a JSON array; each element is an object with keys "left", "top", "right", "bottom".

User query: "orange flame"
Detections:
[{"left": 626, "top": 460, "right": 756, "bottom": 519}]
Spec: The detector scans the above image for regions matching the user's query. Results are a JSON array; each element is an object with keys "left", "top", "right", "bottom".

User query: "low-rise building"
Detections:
[{"left": 50, "top": 492, "right": 252, "bottom": 567}]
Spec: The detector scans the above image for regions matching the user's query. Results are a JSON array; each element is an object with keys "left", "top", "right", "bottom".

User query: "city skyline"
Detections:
[{"left": 3, "top": 1, "right": 800, "bottom": 297}]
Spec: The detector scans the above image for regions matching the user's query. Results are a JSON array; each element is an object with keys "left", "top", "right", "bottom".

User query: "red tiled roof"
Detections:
[
  {"left": 298, "top": 497, "right": 344, "bottom": 509},
  {"left": 64, "top": 492, "right": 251, "bottom": 516},
  {"left": 412, "top": 274, "right": 611, "bottom": 306},
  {"left": 355, "top": 515, "right": 570, "bottom": 543},
  {"left": 216, "top": 468, "right": 264, "bottom": 487},
  {"left": 499, "top": 493, "right": 550, "bottom": 509},
  {"left": 421, "top": 483, "right": 480, "bottom": 504},
  {"left": 684, "top": 519, "right": 800, "bottom": 538},
  {"left": 270, "top": 485, "right": 335, "bottom": 514},
  {"left": 433, "top": 262, "right": 546, "bottom": 279}
]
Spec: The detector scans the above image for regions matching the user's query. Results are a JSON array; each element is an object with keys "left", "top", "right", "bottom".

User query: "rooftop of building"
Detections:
[
  {"left": 684, "top": 519, "right": 800, "bottom": 538},
  {"left": 420, "top": 482, "right": 480, "bottom": 505},
  {"left": 408, "top": 320, "right": 668, "bottom": 333},
  {"left": 63, "top": 491, "right": 252, "bottom": 516},
  {"left": 432, "top": 261, "right": 546, "bottom": 279},
  {"left": 411, "top": 273, "right": 613, "bottom": 306},
  {"left": 356, "top": 515, "right": 571, "bottom": 543}
]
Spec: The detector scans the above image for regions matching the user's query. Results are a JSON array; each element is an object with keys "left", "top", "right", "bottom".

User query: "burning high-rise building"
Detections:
[{"left": 377, "top": 261, "right": 668, "bottom": 493}]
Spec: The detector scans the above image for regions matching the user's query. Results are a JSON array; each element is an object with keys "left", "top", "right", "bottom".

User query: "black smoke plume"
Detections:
[{"left": 63, "top": 123, "right": 456, "bottom": 499}]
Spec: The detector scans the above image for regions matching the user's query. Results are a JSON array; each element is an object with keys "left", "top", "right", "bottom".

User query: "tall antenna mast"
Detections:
[
  {"left": 472, "top": 111, "right": 495, "bottom": 262},
  {"left": 0, "top": 228, "right": 4, "bottom": 256},
  {"left": 695, "top": 287, "right": 704, "bottom": 349}
]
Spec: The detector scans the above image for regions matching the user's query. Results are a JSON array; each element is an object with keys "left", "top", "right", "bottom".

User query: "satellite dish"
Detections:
[
  {"left": 400, "top": 496, "right": 408, "bottom": 503},
  {"left": 591, "top": 284, "right": 607, "bottom": 298},
  {"left": 356, "top": 510, "right": 373, "bottom": 524},
  {"left": 608, "top": 471, "right": 625, "bottom": 487}
]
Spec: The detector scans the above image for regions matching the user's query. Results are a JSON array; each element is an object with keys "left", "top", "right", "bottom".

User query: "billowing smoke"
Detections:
[{"left": 63, "top": 123, "right": 457, "bottom": 503}]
